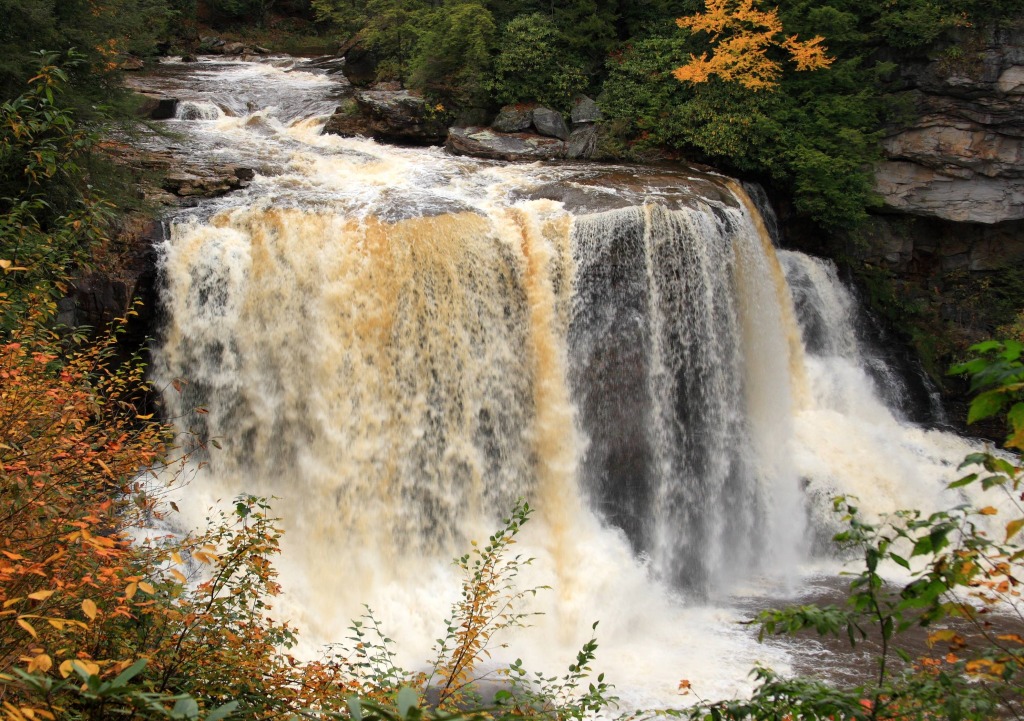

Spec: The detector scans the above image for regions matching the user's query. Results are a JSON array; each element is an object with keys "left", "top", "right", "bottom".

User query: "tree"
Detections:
[
  {"left": 491, "top": 13, "right": 586, "bottom": 111},
  {"left": 408, "top": 1, "right": 496, "bottom": 111},
  {"left": 674, "top": 0, "right": 832, "bottom": 90}
]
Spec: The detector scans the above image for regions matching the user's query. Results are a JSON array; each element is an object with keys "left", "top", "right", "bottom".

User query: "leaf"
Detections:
[
  {"left": 205, "top": 701, "right": 239, "bottom": 721},
  {"left": 928, "top": 629, "right": 961, "bottom": 646},
  {"left": 396, "top": 686, "right": 419, "bottom": 718},
  {"left": 138, "top": 581, "right": 155, "bottom": 595},
  {"left": 71, "top": 660, "right": 100, "bottom": 679},
  {"left": 82, "top": 598, "right": 97, "bottom": 620},
  {"left": 172, "top": 696, "right": 199, "bottom": 719},
  {"left": 125, "top": 582, "right": 138, "bottom": 600},
  {"left": 28, "top": 654, "right": 52, "bottom": 673},
  {"left": 110, "top": 659, "right": 148, "bottom": 688},
  {"left": 891, "top": 553, "right": 910, "bottom": 570},
  {"left": 17, "top": 619, "right": 37, "bottom": 638},
  {"left": 59, "top": 660, "right": 75, "bottom": 678},
  {"left": 968, "top": 390, "right": 1006, "bottom": 425},
  {"left": 27, "top": 590, "right": 54, "bottom": 601},
  {"left": 347, "top": 697, "right": 363, "bottom": 721},
  {"left": 979, "top": 506, "right": 999, "bottom": 516},
  {"left": 170, "top": 568, "right": 187, "bottom": 584},
  {"left": 1006, "top": 518, "right": 1024, "bottom": 542}
]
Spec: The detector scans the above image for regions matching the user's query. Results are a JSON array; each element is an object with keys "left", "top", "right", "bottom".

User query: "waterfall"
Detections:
[{"left": 143, "top": 56, "right": 985, "bottom": 707}]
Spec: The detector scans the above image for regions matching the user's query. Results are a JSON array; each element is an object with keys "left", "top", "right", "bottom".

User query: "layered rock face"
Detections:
[{"left": 876, "top": 25, "right": 1024, "bottom": 224}]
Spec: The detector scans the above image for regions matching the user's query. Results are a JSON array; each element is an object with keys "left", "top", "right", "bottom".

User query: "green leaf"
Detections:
[
  {"left": 891, "top": 553, "right": 910, "bottom": 570},
  {"left": 172, "top": 697, "right": 200, "bottom": 720},
  {"left": 205, "top": 702, "right": 239, "bottom": 721},
  {"left": 968, "top": 389, "right": 1006, "bottom": 425},
  {"left": 396, "top": 686, "right": 418, "bottom": 718},
  {"left": 347, "top": 697, "right": 363, "bottom": 721},
  {"left": 109, "top": 658, "right": 148, "bottom": 688},
  {"left": 948, "top": 473, "right": 977, "bottom": 489}
]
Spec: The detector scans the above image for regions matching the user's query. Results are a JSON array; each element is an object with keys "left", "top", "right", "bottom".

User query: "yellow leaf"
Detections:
[
  {"left": 169, "top": 568, "right": 187, "bottom": 584},
  {"left": 1006, "top": 517, "right": 1024, "bottom": 542},
  {"left": 82, "top": 599, "right": 97, "bottom": 620},
  {"left": 927, "top": 629, "right": 961, "bottom": 646},
  {"left": 17, "top": 619, "right": 37, "bottom": 638},
  {"left": 72, "top": 660, "right": 99, "bottom": 677},
  {"left": 0, "top": 259, "right": 9, "bottom": 269},
  {"left": 27, "top": 654, "right": 52, "bottom": 674},
  {"left": 59, "top": 660, "right": 75, "bottom": 678},
  {"left": 171, "top": 551, "right": 183, "bottom": 565},
  {"left": 125, "top": 583, "right": 138, "bottom": 600},
  {"left": 979, "top": 506, "right": 999, "bottom": 516},
  {"left": 27, "top": 590, "right": 54, "bottom": 602},
  {"left": 138, "top": 582, "right": 155, "bottom": 595}
]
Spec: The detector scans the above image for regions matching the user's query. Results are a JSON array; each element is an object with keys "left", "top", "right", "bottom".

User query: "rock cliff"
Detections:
[{"left": 875, "top": 24, "right": 1024, "bottom": 225}]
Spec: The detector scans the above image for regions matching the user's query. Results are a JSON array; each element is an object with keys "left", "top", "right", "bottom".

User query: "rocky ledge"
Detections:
[{"left": 875, "top": 24, "right": 1024, "bottom": 224}]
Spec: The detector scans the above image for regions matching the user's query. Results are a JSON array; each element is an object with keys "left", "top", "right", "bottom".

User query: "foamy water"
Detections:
[{"left": 136, "top": 56, "right": 1003, "bottom": 710}]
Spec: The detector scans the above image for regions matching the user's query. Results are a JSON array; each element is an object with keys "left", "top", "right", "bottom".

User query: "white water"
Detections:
[{"left": 142, "top": 57, "right": 989, "bottom": 710}]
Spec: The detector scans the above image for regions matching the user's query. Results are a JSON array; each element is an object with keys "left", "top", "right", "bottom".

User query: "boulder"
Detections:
[
  {"left": 341, "top": 46, "right": 378, "bottom": 87},
  {"left": 161, "top": 165, "right": 254, "bottom": 197},
  {"left": 222, "top": 42, "right": 247, "bottom": 55},
  {"left": 532, "top": 107, "right": 570, "bottom": 140},
  {"left": 119, "top": 55, "right": 144, "bottom": 71},
  {"left": 570, "top": 95, "right": 602, "bottom": 125},
  {"left": 567, "top": 124, "right": 599, "bottom": 160},
  {"left": 322, "top": 90, "right": 448, "bottom": 145},
  {"left": 446, "top": 127, "right": 566, "bottom": 161},
  {"left": 492, "top": 105, "right": 533, "bottom": 133},
  {"left": 135, "top": 93, "right": 178, "bottom": 120},
  {"left": 307, "top": 55, "right": 348, "bottom": 75}
]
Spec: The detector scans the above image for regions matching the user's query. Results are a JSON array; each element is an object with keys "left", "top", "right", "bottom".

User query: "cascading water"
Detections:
[{"left": 137, "top": 56, "right": 987, "bottom": 708}]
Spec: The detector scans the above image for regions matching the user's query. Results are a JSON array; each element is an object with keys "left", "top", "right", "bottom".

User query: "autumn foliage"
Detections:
[{"left": 674, "top": 0, "right": 832, "bottom": 90}]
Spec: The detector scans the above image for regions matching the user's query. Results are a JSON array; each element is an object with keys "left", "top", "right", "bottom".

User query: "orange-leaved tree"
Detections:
[{"left": 674, "top": 0, "right": 832, "bottom": 90}]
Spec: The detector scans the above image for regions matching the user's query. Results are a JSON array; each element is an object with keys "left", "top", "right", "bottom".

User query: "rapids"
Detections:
[{"left": 137, "top": 57, "right": 984, "bottom": 709}]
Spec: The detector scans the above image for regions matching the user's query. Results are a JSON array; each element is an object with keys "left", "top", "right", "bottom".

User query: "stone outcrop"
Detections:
[
  {"left": 492, "top": 105, "right": 533, "bottom": 133},
  {"left": 446, "top": 127, "right": 566, "bottom": 161},
  {"left": 135, "top": 93, "right": 178, "bottom": 120},
  {"left": 532, "top": 107, "right": 570, "bottom": 140},
  {"left": 875, "top": 25, "right": 1024, "bottom": 224},
  {"left": 322, "top": 90, "right": 448, "bottom": 145},
  {"left": 455, "top": 100, "right": 604, "bottom": 161}
]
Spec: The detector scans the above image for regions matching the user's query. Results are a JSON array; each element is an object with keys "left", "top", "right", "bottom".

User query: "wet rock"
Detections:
[
  {"left": 567, "top": 124, "right": 599, "bottom": 160},
  {"left": 446, "top": 127, "right": 566, "bottom": 161},
  {"left": 180, "top": 53, "right": 198, "bottom": 63},
  {"left": 307, "top": 55, "right": 348, "bottom": 75},
  {"left": 222, "top": 42, "right": 247, "bottom": 55},
  {"left": 492, "top": 104, "right": 533, "bottom": 133},
  {"left": 119, "top": 55, "right": 144, "bottom": 71},
  {"left": 161, "top": 164, "right": 254, "bottom": 197},
  {"left": 322, "top": 90, "right": 447, "bottom": 145},
  {"left": 135, "top": 93, "right": 178, "bottom": 120},
  {"left": 532, "top": 107, "right": 570, "bottom": 140},
  {"left": 341, "top": 46, "right": 378, "bottom": 87},
  {"left": 570, "top": 95, "right": 602, "bottom": 125}
]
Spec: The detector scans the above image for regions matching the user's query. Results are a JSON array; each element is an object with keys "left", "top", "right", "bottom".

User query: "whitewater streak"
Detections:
[{"left": 147, "top": 57, "right": 982, "bottom": 708}]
